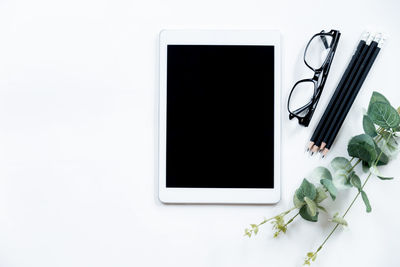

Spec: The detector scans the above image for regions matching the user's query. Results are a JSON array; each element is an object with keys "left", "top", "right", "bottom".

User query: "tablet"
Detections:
[{"left": 158, "top": 30, "right": 281, "bottom": 204}]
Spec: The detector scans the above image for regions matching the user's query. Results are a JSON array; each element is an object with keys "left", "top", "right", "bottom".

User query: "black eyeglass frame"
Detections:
[{"left": 287, "top": 30, "right": 341, "bottom": 127}]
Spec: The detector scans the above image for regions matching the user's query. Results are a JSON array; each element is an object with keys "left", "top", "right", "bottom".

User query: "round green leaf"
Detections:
[
  {"left": 363, "top": 115, "right": 377, "bottom": 137},
  {"left": 293, "top": 191, "right": 305, "bottom": 208},
  {"left": 320, "top": 178, "right": 337, "bottom": 200},
  {"left": 299, "top": 205, "right": 319, "bottom": 222},
  {"left": 333, "top": 169, "right": 352, "bottom": 190},
  {"left": 330, "top": 157, "right": 352, "bottom": 172},
  {"left": 315, "top": 186, "right": 328, "bottom": 203},
  {"left": 350, "top": 173, "right": 362, "bottom": 190},
  {"left": 368, "top": 91, "right": 390, "bottom": 109},
  {"left": 368, "top": 102, "right": 400, "bottom": 130},
  {"left": 308, "top": 167, "right": 332, "bottom": 184},
  {"left": 347, "top": 134, "right": 377, "bottom": 165},
  {"left": 304, "top": 197, "right": 317, "bottom": 217},
  {"left": 296, "top": 179, "right": 317, "bottom": 201}
]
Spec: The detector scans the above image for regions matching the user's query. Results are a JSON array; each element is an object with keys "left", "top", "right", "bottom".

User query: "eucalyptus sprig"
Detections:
[{"left": 244, "top": 91, "right": 400, "bottom": 265}]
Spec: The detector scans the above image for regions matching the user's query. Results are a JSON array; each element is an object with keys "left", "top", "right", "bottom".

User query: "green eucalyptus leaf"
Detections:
[
  {"left": 315, "top": 186, "right": 328, "bottom": 203},
  {"left": 320, "top": 178, "right": 337, "bottom": 200},
  {"left": 333, "top": 169, "right": 352, "bottom": 190},
  {"left": 377, "top": 175, "right": 394, "bottom": 180},
  {"left": 363, "top": 115, "right": 378, "bottom": 137},
  {"left": 332, "top": 213, "right": 348, "bottom": 226},
  {"left": 331, "top": 157, "right": 352, "bottom": 172},
  {"left": 293, "top": 191, "right": 305, "bottom": 208},
  {"left": 350, "top": 172, "right": 362, "bottom": 190},
  {"left": 296, "top": 179, "right": 317, "bottom": 201},
  {"left": 304, "top": 197, "right": 317, "bottom": 217},
  {"left": 377, "top": 131, "right": 399, "bottom": 158},
  {"left": 348, "top": 134, "right": 377, "bottom": 165},
  {"left": 362, "top": 161, "right": 370, "bottom": 173},
  {"left": 361, "top": 190, "right": 372, "bottom": 213},
  {"left": 308, "top": 167, "right": 332, "bottom": 184},
  {"left": 368, "top": 102, "right": 400, "bottom": 130},
  {"left": 299, "top": 205, "right": 319, "bottom": 222},
  {"left": 317, "top": 205, "right": 327, "bottom": 213},
  {"left": 370, "top": 166, "right": 394, "bottom": 180},
  {"left": 368, "top": 91, "right": 390, "bottom": 108}
]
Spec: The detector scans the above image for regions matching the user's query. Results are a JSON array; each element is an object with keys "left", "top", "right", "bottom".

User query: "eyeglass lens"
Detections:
[
  {"left": 304, "top": 34, "right": 333, "bottom": 70},
  {"left": 288, "top": 80, "right": 315, "bottom": 116}
]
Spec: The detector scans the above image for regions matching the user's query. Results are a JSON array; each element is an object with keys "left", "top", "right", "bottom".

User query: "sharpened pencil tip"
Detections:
[
  {"left": 307, "top": 142, "right": 315, "bottom": 152},
  {"left": 311, "top": 152, "right": 314, "bottom": 156},
  {"left": 311, "top": 145, "right": 319, "bottom": 154},
  {"left": 322, "top": 148, "right": 329, "bottom": 157}
]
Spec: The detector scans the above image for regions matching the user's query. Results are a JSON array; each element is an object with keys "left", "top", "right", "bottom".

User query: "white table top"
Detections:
[{"left": 0, "top": 0, "right": 399, "bottom": 266}]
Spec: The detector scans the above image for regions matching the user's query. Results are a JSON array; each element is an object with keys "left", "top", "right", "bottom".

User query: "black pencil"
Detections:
[
  {"left": 322, "top": 35, "right": 383, "bottom": 156},
  {"left": 318, "top": 37, "right": 377, "bottom": 151},
  {"left": 309, "top": 34, "right": 371, "bottom": 153},
  {"left": 307, "top": 34, "right": 368, "bottom": 152}
]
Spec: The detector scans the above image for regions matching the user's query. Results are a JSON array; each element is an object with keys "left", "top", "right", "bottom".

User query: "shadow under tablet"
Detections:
[{"left": 166, "top": 45, "right": 275, "bottom": 189}]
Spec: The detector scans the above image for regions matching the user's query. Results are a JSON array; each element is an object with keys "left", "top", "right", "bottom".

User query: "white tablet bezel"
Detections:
[{"left": 158, "top": 30, "right": 281, "bottom": 204}]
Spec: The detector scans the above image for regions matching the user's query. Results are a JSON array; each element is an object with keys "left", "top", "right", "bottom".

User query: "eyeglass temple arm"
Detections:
[{"left": 320, "top": 35, "right": 330, "bottom": 49}]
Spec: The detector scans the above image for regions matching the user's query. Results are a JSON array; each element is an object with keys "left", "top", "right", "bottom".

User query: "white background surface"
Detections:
[{"left": 0, "top": 0, "right": 399, "bottom": 266}]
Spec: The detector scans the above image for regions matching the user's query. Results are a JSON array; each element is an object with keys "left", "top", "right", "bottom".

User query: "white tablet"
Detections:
[{"left": 158, "top": 30, "right": 281, "bottom": 204}]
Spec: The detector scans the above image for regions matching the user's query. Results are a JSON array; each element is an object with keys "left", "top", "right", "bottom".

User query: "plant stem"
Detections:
[
  {"left": 274, "top": 211, "right": 300, "bottom": 236},
  {"left": 314, "top": 131, "right": 392, "bottom": 256},
  {"left": 285, "top": 212, "right": 300, "bottom": 227},
  {"left": 348, "top": 159, "right": 361, "bottom": 173},
  {"left": 316, "top": 224, "right": 339, "bottom": 253},
  {"left": 343, "top": 172, "right": 372, "bottom": 216},
  {"left": 257, "top": 207, "right": 296, "bottom": 227}
]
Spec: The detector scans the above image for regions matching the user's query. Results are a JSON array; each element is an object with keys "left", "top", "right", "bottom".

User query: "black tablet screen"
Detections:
[{"left": 166, "top": 45, "right": 274, "bottom": 188}]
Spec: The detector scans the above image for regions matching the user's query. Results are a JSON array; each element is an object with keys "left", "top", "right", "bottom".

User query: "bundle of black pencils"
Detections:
[{"left": 308, "top": 32, "right": 385, "bottom": 157}]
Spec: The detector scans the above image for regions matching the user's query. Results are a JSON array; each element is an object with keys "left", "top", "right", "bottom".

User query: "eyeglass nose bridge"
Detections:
[{"left": 311, "top": 72, "right": 321, "bottom": 82}]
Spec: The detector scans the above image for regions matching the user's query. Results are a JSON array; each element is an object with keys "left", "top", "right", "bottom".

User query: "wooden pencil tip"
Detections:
[
  {"left": 311, "top": 145, "right": 319, "bottom": 154},
  {"left": 322, "top": 148, "right": 330, "bottom": 157},
  {"left": 307, "top": 142, "right": 314, "bottom": 152},
  {"left": 320, "top": 142, "right": 326, "bottom": 151}
]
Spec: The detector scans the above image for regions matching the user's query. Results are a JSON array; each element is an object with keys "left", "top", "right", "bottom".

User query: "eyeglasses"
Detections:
[{"left": 288, "top": 30, "right": 340, "bottom": 127}]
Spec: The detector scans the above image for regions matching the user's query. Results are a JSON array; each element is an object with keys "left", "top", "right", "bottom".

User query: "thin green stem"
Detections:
[
  {"left": 348, "top": 159, "right": 361, "bottom": 173},
  {"left": 313, "top": 131, "right": 393, "bottom": 256},
  {"left": 284, "top": 212, "right": 300, "bottom": 227},
  {"left": 273, "top": 211, "right": 300, "bottom": 237},
  {"left": 343, "top": 172, "right": 372, "bottom": 217},
  {"left": 316, "top": 224, "right": 339, "bottom": 253},
  {"left": 257, "top": 207, "right": 296, "bottom": 227}
]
